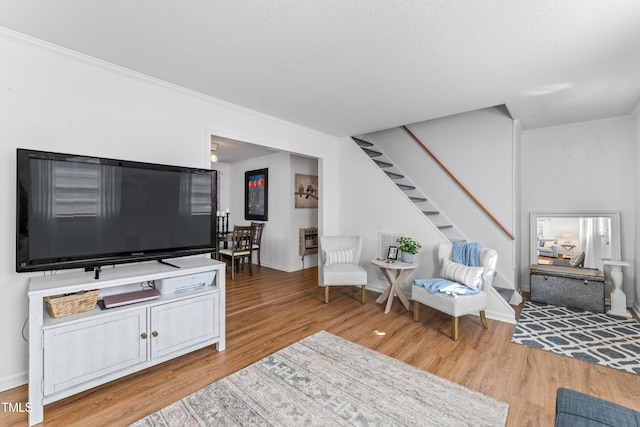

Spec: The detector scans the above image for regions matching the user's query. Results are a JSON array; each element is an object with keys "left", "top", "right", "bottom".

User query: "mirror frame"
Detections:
[{"left": 530, "top": 211, "right": 621, "bottom": 270}]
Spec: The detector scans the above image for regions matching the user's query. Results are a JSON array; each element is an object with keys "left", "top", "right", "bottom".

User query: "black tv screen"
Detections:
[{"left": 16, "top": 149, "right": 217, "bottom": 272}]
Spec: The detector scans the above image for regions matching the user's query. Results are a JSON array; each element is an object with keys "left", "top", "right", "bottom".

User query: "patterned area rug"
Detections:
[
  {"left": 132, "top": 331, "right": 508, "bottom": 426},
  {"left": 511, "top": 302, "right": 640, "bottom": 375}
]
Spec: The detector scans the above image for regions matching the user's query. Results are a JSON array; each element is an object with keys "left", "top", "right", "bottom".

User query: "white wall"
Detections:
[
  {"left": 0, "top": 29, "right": 341, "bottom": 391},
  {"left": 290, "top": 155, "right": 319, "bottom": 270},
  {"left": 634, "top": 103, "right": 640, "bottom": 314},
  {"left": 513, "top": 119, "right": 524, "bottom": 292},
  {"left": 213, "top": 161, "right": 231, "bottom": 217},
  {"left": 225, "top": 153, "right": 318, "bottom": 272},
  {"left": 337, "top": 138, "right": 450, "bottom": 293},
  {"left": 3, "top": 25, "right": 639, "bottom": 393},
  {"left": 364, "top": 107, "right": 517, "bottom": 290},
  {"left": 520, "top": 117, "right": 636, "bottom": 306},
  {"left": 225, "top": 153, "right": 280, "bottom": 269}
]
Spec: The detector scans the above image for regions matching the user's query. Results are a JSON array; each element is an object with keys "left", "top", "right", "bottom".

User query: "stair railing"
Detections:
[{"left": 402, "top": 125, "right": 515, "bottom": 241}]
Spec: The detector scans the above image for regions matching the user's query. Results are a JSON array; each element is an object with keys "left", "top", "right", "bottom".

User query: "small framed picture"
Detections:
[{"left": 387, "top": 246, "right": 398, "bottom": 260}]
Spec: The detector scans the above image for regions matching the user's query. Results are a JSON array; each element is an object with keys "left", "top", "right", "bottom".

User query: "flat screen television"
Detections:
[{"left": 16, "top": 149, "right": 217, "bottom": 272}]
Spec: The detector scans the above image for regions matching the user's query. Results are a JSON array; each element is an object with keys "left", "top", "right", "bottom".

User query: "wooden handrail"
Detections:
[{"left": 402, "top": 125, "right": 515, "bottom": 240}]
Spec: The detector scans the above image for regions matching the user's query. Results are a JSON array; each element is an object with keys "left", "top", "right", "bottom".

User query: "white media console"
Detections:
[{"left": 27, "top": 257, "right": 226, "bottom": 426}]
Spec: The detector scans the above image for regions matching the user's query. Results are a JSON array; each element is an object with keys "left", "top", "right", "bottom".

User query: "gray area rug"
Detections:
[
  {"left": 511, "top": 301, "right": 640, "bottom": 375},
  {"left": 131, "top": 330, "right": 508, "bottom": 426}
]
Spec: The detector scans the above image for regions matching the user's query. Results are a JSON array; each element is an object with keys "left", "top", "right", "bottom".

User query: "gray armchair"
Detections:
[{"left": 538, "top": 239, "right": 558, "bottom": 258}]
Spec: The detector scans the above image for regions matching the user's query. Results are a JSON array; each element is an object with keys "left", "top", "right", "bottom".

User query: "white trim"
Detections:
[
  {"left": 0, "top": 371, "right": 27, "bottom": 393},
  {"left": 633, "top": 302, "right": 640, "bottom": 317},
  {"left": 521, "top": 114, "right": 636, "bottom": 134},
  {"left": 485, "top": 309, "right": 517, "bottom": 325},
  {"left": 0, "top": 27, "right": 332, "bottom": 139},
  {"left": 486, "top": 287, "right": 517, "bottom": 324}
]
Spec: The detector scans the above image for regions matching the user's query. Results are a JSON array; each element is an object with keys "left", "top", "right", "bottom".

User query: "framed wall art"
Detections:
[
  {"left": 294, "top": 174, "right": 318, "bottom": 208},
  {"left": 245, "top": 168, "right": 268, "bottom": 221}
]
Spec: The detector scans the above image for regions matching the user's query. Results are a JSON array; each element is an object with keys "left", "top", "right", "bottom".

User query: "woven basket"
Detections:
[{"left": 44, "top": 289, "right": 100, "bottom": 318}]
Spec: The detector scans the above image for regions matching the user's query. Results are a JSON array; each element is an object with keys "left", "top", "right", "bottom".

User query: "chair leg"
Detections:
[
  {"left": 413, "top": 301, "right": 420, "bottom": 321},
  {"left": 230, "top": 257, "right": 235, "bottom": 280},
  {"left": 258, "top": 249, "right": 261, "bottom": 266},
  {"left": 452, "top": 316, "right": 459, "bottom": 341},
  {"left": 324, "top": 286, "right": 329, "bottom": 304},
  {"left": 480, "top": 310, "right": 488, "bottom": 329},
  {"left": 361, "top": 285, "right": 366, "bottom": 304}
]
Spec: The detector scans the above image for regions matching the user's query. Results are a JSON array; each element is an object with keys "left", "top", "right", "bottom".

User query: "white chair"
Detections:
[
  {"left": 412, "top": 243, "right": 497, "bottom": 341},
  {"left": 320, "top": 236, "right": 367, "bottom": 304}
]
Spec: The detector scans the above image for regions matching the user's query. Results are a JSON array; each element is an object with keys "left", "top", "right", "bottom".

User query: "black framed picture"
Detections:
[
  {"left": 387, "top": 246, "right": 398, "bottom": 260},
  {"left": 244, "top": 168, "right": 268, "bottom": 221}
]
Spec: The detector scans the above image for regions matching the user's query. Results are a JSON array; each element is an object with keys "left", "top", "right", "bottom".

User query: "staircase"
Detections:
[
  {"left": 353, "top": 136, "right": 465, "bottom": 243},
  {"left": 352, "top": 135, "right": 521, "bottom": 315}
]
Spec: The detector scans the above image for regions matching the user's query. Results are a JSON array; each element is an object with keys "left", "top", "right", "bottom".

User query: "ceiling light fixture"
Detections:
[{"left": 210, "top": 143, "right": 218, "bottom": 163}]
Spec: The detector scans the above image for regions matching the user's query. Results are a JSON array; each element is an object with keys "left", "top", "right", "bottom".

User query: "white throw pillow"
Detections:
[
  {"left": 440, "top": 258, "right": 485, "bottom": 290},
  {"left": 323, "top": 248, "right": 355, "bottom": 266}
]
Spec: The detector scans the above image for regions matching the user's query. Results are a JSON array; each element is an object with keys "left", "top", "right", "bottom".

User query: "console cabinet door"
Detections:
[
  {"left": 43, "top": 309, "right": 148, "bottom": 396},
  {"left": 150, "top": 293, "right": 218, "bottom": 360}
]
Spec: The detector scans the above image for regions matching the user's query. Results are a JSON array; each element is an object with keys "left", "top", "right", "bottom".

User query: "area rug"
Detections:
[
  {"left": 131, "top": 330, "right": 508, "bottom": 426},
  {"left": 511, "top": 301, "right": 640, "bottom": 375}
]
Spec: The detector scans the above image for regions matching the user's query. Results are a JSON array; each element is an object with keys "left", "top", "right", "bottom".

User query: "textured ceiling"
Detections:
[{"left": 1, "top": 1, "right": 640, "bottom": 137}]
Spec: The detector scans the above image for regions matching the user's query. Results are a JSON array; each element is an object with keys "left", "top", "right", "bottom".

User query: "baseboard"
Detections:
[
  {"left": 259, "top": 261, "right": 319, "bottom": 273},
  {"left": 486, "top": 309, "right": 517, "bottom": 325},
  {"left": 366, "top": 282, "right": 387, "bottom": 294},
  {"left": 0, "top": 371, "right": 27, "bottom": 393},
  {"left": 509, "top": 291, "right": 523, "bottom": 305}
]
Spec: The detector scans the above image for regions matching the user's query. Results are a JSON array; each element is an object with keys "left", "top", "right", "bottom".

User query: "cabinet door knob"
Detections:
[
  {"left": 152, "top": 331, "right": 159, "bottom": 337},
  {"left": 140, "top": 332, "right": 147, "bottom": 339}
]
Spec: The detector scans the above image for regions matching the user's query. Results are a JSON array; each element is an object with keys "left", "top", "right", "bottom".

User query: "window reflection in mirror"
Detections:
[{"left": 530, "top": 212, "right": 620, "bottom": 271}]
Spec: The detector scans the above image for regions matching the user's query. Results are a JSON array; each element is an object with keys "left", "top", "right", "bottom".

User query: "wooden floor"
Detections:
[{"left": 2, "top": 264, "right": 639, "bottom": 426}]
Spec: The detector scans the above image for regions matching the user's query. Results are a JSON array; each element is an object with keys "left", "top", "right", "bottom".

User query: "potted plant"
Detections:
[{"left": 396, "top": 236, "right": 421, "bottom": 263}]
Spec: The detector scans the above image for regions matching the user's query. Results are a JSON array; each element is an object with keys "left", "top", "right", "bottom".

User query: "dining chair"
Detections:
[
  {"left": 218, "top": 225, "right": 255, "bottom": 280},
  {"left": 250, "top": 222, "right": 266, "bottom": 266}
]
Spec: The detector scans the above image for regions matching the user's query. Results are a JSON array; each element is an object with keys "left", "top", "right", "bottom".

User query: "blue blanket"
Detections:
[
  {"left": 413, "top": 242, "right": 483, "bottom": 296},
  {"left": 414, "top": 277, "right": 481, "bottom": 296},
  {"left": 452, "top": 241, "right": 481, "bottom": 266}
]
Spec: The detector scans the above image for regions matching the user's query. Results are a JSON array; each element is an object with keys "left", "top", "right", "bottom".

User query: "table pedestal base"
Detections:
[
  {"left": 374, "top": 265, "right": 415, "bottom": 314},
  {"left": 607, "top": 290, "right": 632, "bottom": 318},
  {"left": 605, "top": 263, "right": 631, "bottom": 318}
]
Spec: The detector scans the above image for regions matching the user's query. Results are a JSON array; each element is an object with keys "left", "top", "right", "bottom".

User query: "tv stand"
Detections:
[
  {"left": 157, "top": 259, "right": 181, "bottom": 269},
  {"left": 27, "top": 257, "right": 225, "bottom": 426}
]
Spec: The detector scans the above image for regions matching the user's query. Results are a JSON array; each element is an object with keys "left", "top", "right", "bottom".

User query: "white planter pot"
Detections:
[{"left": 401, "top": 252, "right": 414, "bottom": 263}]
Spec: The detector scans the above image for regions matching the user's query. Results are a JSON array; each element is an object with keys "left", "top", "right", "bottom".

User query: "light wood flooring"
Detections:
[
  {"left": 1, "top": 264, "right": 639, "bottom": 426},
  {"left": 537, "top": 255, "right": 566, "bottom": 265}
]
